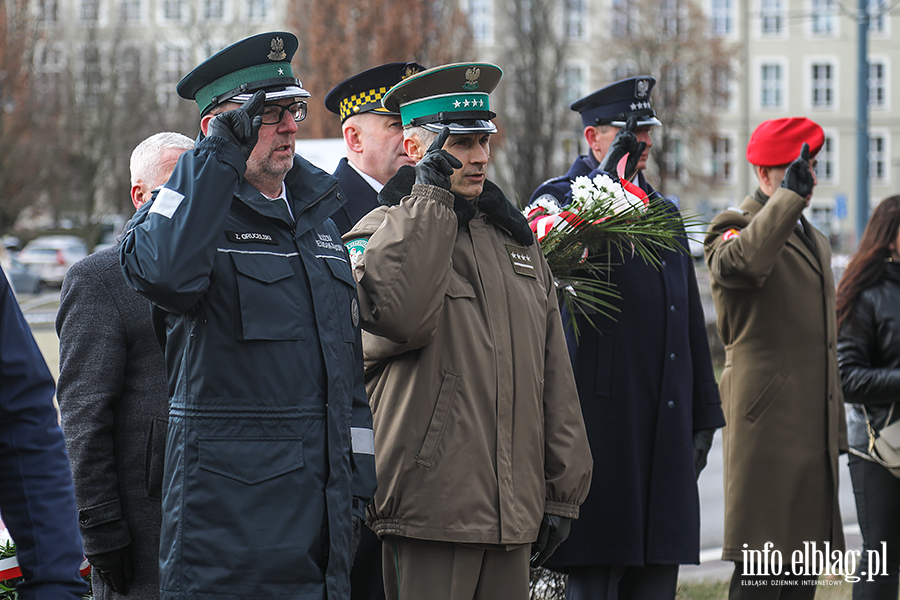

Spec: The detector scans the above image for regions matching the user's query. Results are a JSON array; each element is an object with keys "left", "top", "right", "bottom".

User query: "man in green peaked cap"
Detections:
[
  {"left": 342, "top": 62, "right": 592, "bottom": 600},
  {"left": 120, "top": 31, "right": 376, "bottom": 600}
]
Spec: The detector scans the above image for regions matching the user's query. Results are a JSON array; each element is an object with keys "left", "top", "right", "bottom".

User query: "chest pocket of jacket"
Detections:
[
  {"left": 326, "top": 257, "right": 358, "bottom": 343},
  {"left": 447, "top": 271, "right": 476, "bottom": 300},
  {"left": 231, "top": 252, "right": 305, "bottom": 341}
]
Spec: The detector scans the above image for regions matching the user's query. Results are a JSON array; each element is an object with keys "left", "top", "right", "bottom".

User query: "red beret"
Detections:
[{"left": 746, "top": 117, "right": 824, "bottom": 167}]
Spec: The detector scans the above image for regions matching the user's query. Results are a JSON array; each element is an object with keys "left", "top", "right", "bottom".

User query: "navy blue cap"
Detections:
[
  {"left": 177, "top": 32, "right": 308, "bottom": 116},
  {"left": 324, "top": 62, "right": 426, "bottom": 122},
  {"left": 570, "top": 76, "right": 662, "bottom": 129}
]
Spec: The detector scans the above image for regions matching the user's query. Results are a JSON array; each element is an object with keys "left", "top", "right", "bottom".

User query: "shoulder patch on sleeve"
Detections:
[
  {"left": 344, "top": 238, "right": 368, "bottom": 269},
  {"left": 722, "top": 228, "right": 741, "bottom": 241}
]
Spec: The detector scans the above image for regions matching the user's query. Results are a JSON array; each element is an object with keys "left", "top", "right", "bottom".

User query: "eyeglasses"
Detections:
[{"left": 260, "top": 101, "right": 307, "bottom": 125}]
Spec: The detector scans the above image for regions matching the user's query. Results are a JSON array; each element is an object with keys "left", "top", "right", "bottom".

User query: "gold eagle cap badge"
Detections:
[
  {"left": 402, "top": 65, "right": 421, "bottom": 79},
  {"left": 268, "top": 37, "right": 286, "bottom": 61},
  {"left": 463, "top": 67, "right": 481, "bottom": 91}
]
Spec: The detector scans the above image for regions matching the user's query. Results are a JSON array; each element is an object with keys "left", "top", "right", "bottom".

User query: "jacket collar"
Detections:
[{"left": 378, "top": 165, "right": 534, "bottom": 246}]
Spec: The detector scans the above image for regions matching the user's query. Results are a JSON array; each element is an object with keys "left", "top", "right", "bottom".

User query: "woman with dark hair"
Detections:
[{"left": 837, "top": 195, "right": 900, "bottom": 599}]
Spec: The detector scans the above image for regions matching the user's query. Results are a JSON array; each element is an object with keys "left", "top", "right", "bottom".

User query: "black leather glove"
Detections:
[
  {"left": 87, "top": 546, "right": 134, "bottom": 594},
  {"left": 350, "top": 514, "right": 361, "bottom": 568},
  {"left": 779, "top": 142, "right": 814, "bottom": 199},
  {"left": 530, "top": 513, "right": 572, "bottom": 568},
  {"left": 415, "top": 127, "right": 463, "bottom": 190},
  {"left": 207, "top": 89, "right": 266, "bottom": 161},
  {"left": 693, "top": 428, "right": 716, "bottom": 480},
  {"left": 598, "top": 114, "right": 646, "bottom": 181}
]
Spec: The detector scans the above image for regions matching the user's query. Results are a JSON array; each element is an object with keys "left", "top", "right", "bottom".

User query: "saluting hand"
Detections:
[
  {"left": 598, "top": 114, "right": 646, "bottom": 181},
  {"left": 207, "top": 90, "right": 266, "bottom": 161},
  {"left": 779, "top": 142, "right": 815, "bottom": 202},
  {"left": 414, "top": 127, "right": 463, "bottom": 191}
]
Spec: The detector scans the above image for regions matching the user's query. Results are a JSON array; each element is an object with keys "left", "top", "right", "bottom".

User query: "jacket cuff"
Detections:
[
  {"left": 410, "top": 183, "right": 455, "bottom": 210},
  {"left": 544, "top": 500, "right": 580, "bottom": 520},
  {"left": 197, "top": 135, "right": 247, "bottom": 178},
  {"left": 78, "top": 517, "right": 131, "bottom": 556}
]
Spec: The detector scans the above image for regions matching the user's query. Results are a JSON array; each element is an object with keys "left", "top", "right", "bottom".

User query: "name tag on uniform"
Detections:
[
  {"left": 227, "top": 231, "right": 278, "bottom": 244},
  {"left": 506, "top": 244, "right": 536, "bottom": 279}
]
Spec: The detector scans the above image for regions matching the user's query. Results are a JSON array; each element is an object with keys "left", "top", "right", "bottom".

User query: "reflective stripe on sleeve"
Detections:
[
  {"left": 350, "top": 427, "right": 375, "bottom": 455},
  {"left": 149, "top": 187, "right": 185, "bottom": 219}
]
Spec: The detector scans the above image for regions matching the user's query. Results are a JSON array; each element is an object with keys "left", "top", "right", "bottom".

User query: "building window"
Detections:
[
  {"left": 612, "top": 0, "right": 632, "bottom": 38},
  {"left": 869, "top": 135, "right": 886, "bottom": 182},
  {"left": 564, "top": 0, "right": 585, "bottom": 39},
  {"left": 712, "top": 137, "right": 732, "bottom": 181},
  {"left": 761, "top": 64, "right": 782, "bottom": 107},
  {"left": 869, "top": 0, "right": 886, "bottom": 33},
  {"left": 83, "top": 47, "right": 103, "bottom": 108},
  {"left": 711, "top": 0, "right": 732, "bottom": 35},
  {"left": 466, "top": 0, "right": 492, "bottom": 42},
  {"left": 158, "top": 45, "right": 188, "bottom": 108},
  {"left": 666, "top": 137, "right": 683, "bottom": 178},
  {"left": 564, "top": 65, "right": 584, "bottom": 106},
  {"left": 611, "top": 65, "right": 636, "bottom": 82},
  {"left": 712, "top": 65, "right": 730, "bottom": 109},
  {"left": 120, "top": 0, "right": 140, "bottom": 20},
  {"left": 661, "top": 0, "right": 679, "bottom": 36},
  {"left": 204, "top": 0, "right": 224, "bottom": 19},
  {"left": 80, "top": 0, "right": 99, "bottom": 21},
  {"left": 36, "top": 0, "right": 59, "bottom": 22},
  {"left": 162, "top": 0, "right": 183, "bottom": 19},
  {"left": 817, "top": 136, "right": 834, "bottom": 182},
  {"left": 761, "top": 0, "right": 782, "bottom": 34},
  {"left": 811, "top": 63, "right": 833, "bottom": 107},
  {"left": 247, "top": 0, "right": 267, "bottom": 19},
  {"left": 811, "top": 0, "right": 834, "bottom": 34},
  {"left": 869, "top": 61, "right": 885, "bottom": 108}
]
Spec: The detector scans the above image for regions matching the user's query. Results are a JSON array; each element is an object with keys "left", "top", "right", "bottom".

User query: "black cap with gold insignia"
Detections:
[
  {"left": 570, "top": 76, "right": 662, "bottom": 129},
  {"left": 324, "top": 62, "right": 426, "bottom": 122},
  {"left": 176, "top": 31, "right": 309, "bottom": 116},
  {"left": 382, "top": 62, "right": 502, "bottom": 134}
]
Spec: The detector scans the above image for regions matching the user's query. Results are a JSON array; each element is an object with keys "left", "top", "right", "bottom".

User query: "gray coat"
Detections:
[{"left": 57, "top": 244, "right": 168, "bottom": 600}]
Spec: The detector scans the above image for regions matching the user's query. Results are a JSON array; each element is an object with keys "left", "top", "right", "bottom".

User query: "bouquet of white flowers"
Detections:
[{"left": 525, "top": 171, "right": 693, "bottom": 336}]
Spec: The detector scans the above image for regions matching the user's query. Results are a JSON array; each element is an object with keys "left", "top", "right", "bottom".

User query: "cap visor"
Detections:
[
  {"left": 609, "top": 116, "right": 662, "bottom": 128},
  {"left": 232, "top": 86, "right": 310, "bottom": 103},
  {"left": 422, "top": 120, "right": 497, "bottom": 134}
]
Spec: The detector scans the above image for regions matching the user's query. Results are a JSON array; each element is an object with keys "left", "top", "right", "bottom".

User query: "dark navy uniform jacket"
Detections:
[
  {"left": 330, "top": 158, "right": 379, "bottom": 236},
  {"left": 531, "top": 154, "right": 724, "bottom": 567},
  {"left": 121, "top": 136, "right": 376, "bottom": 600},
  {"left": 0, "top": 267, "right": 88, "bottom": 599}
]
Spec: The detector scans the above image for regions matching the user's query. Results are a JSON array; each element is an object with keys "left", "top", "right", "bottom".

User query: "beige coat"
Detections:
[
  {"left": 704, "top": 188, "right": 846, "bottom": 562},
  {"left": 345, "top": 183, "right": 592, "bottom": 545}
]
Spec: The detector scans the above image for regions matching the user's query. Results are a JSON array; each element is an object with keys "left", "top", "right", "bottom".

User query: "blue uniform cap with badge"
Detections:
[
  {"left": 177, "top": 31, "right": 309, "bottom": 116},
  {"left": 570, "top": 76, "right": 662, "bottom": 129},
  {"left": 324, "top": 62, "right": 426, "bottom": 122},
  {"left": 381, "top": 62, "right": 502, "bottom": 134}
]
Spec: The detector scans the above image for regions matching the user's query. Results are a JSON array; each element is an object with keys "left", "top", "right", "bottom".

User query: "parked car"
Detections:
[
  {"left": 17, "top": 235, "right": 88, "bottom": 287},
  {"left": 7, "top": 257, "right": 45, "bottom": 295}
]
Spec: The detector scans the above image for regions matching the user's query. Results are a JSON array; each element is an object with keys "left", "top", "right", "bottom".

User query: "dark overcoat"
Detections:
[
  {"left": 330, "top": 158, "right": 379, "bottom": 235},
  {"left": 57, "top": 244, "right": 168, "bottom": 600},
  {"left": 0, "top": 266, "right": 88, "bottom": 599},
  {"left": 530, "top": 155, "right": 724, "bottom": 567}
]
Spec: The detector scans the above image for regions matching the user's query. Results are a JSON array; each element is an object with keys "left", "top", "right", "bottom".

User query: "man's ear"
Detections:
[
  {"left": 131, "top": 184, "right": 145, "bottom": 210},
  {"left": 403, "top": 136, "right": 424, "bottom": 162},
  {"left": 343, "top": 121, "right": 364, "bottom": 154},
  {"left": 584, "top": 126, "right": 601, "bottom": 152},
  {"left": 200, "top": 114, "right": 215, "bottom": 137}
]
